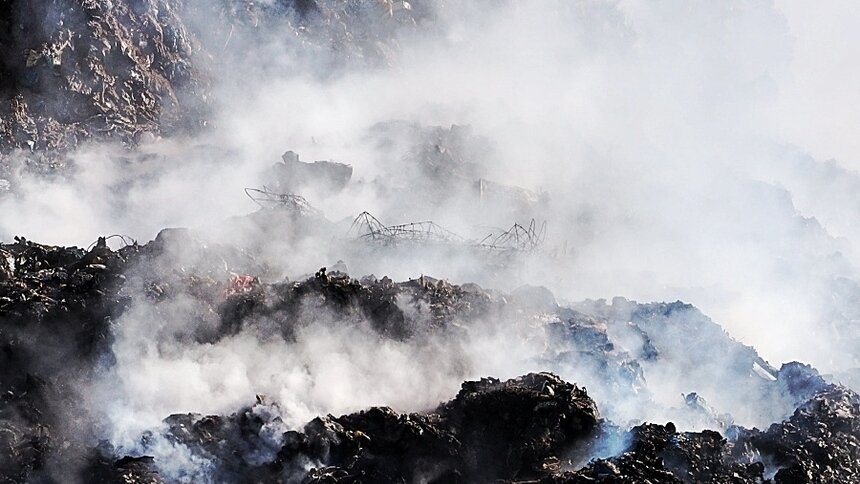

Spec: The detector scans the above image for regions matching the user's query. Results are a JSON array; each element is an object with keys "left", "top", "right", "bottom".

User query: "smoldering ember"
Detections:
[{"left": 2, "top": 1, "right": 860, "bottom": 483}]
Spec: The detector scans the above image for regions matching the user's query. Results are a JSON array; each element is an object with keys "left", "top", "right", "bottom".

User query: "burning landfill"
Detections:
[{"left": 2, "top": 1, "right": 860, "bottom": 483}]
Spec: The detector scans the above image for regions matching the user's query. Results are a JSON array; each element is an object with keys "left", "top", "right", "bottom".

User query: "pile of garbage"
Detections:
[
  {"left": 86, "top": 373, "right": 860, "bottom": 483},
  {"left": 195, "top": 0, "right": 432, "bottom": 74},
  {"left": 559, "top": 384, "right": 860, "bottom": 483},
  {"left": 0, "top": 231, "right": 859, "bottom": 482},
  {"left": 149, "top": 372, "right": 598, "bottom": 483},
  {"left": 0, "top": 229, "right": 264, "bottom": 481},
  {"left": 0, "top": 0, "right": 431, "bottom": 175},
  {"left": 5, "top": 1, "right": 859, "bottom": 483},
  {"left": 0, "top": 236, "right": 136, "bottom": 482},
  {"left": 0, "top": 0, "right": 207, "bottom": 164}
]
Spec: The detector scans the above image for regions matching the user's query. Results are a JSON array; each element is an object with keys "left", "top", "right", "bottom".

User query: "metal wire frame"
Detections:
[
  {"left": 349, "top": 211, "right": 546, "bottom": 253},
  {"left": 478, "top": 219, "right": 547, "bottom": 253},
  {"left": 245, "top": 187, "right": 316, "bottom": 209},
  {"left": 348, "top": 212, "right": 465, "bottom": 246},
  {"left": 87, "top": 234, "right": 137, "bottom": 251}
]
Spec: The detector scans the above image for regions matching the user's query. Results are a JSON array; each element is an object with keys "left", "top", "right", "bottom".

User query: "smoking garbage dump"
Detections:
[{"left": 2, "top": 0, "right": 860, "bottom": 483}]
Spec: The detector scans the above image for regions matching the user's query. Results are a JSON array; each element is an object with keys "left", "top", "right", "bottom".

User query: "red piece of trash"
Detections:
[{"left": 225, "top": 274, "right": 258, "bottom": 298}]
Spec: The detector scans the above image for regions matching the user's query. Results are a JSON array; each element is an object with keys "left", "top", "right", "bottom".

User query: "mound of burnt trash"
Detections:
[
  {"left": 96, "top": 374, "right": 860, "bottom": 484},
  {"left": 143, "top": 373, "right": 598, "bottom": 483},
  {"left": 554, "top": 383, "right": 860, "bottom": 483},
  {"left": 0, "top": 0, "right": 432, "bottom": 175},
  {"left": 0, "top": 0, "right": 207, "bottom": 162},
  {"left": 0, "top": 230, "right": 261, "bottom": 482},
  {"left": 2, "top": 232, "right": 860, "bottom": 482},
  {"left": 214, "top": 267, "right": 497, "bottom": 343},
  {"left": 0, "top": 236, "right": 134, "bottom": 482}
]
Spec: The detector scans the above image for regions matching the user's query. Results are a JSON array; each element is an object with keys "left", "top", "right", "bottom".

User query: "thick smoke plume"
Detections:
[
  {"left": 3, "top": 0, "right": 858, "bottom": 367},
  {"left": 1, "top": 0, "right": 860, "bottom": 482}
]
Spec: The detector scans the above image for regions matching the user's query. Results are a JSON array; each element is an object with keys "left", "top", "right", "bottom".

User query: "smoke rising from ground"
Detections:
[{"left": 2, "top": 1, "right": 860, "bottom": 475}]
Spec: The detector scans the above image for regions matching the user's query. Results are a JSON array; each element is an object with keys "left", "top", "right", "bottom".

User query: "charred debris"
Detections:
[
  {"left": 1, "top": 1, "right": 859, "bottom": 483},
  {"left": 235, "top": 123, "right": 549, "bottom": 260},
  {"left": 247, "top": 122, "right": 550, "bottom": 259},
  {"left": 0, "top": 0, "right": 430, "bottom": 177},
  {"left": 0, "top": 231, "right": 858, "bottom": 483},
  {"left": 347, "top": 211, "right": 547, "bottom": 255},
  {"left": 0, "top": 120, "right": 854, "bottom": 482}
]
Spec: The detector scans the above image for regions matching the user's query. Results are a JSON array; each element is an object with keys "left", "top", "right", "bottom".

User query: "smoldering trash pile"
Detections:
[
  {"left": 2, "top": 0, "right": 860, "bottom": 483},
  {"left": 3, "top": 233, "right": 860, "bottom": 483}
]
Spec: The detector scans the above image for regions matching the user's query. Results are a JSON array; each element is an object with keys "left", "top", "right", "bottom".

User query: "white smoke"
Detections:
[{"left": 2, "top": 0, "right": 860, "bottom": 468}]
